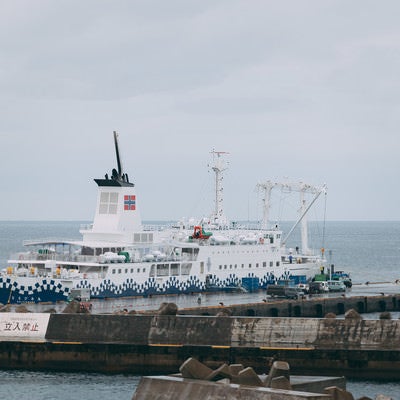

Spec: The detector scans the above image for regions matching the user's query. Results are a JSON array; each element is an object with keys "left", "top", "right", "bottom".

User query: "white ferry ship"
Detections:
[{"left": 1, "top": 132, "right": 326, "bottom": 304}]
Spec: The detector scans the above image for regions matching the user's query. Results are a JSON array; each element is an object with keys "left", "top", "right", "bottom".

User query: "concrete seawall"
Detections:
[
  {"left": 178, "top": 293, "right": 400, "bottom": 317},
  {"left": 1, "top": 312, "right": 400, "bottom": 378}
]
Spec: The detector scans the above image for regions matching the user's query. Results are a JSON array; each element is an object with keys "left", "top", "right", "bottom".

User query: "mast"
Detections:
[
  {"left": 114, "top": 131, "right": 122, "bottom": 178},
  {"left": 256, "top": 181, "right": 277, "bottom": 229},
  {"left": 299, "top": 183, "right": 311, "bottom": 253},
  {"left": 209, "top": 150, "right": 229, "bottom": 227},
  {"left": 95, "top": 131, "right": 131, "bottom": 186}
]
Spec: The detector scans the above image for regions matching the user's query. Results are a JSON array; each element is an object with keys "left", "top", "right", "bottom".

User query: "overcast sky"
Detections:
[{"left": 0, "top": 0, "right": 399, "bottom": 221}]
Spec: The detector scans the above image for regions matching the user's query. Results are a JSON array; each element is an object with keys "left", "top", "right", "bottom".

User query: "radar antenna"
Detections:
[{"left": 94, "top": 131, "right": 133, "bottom": 187}]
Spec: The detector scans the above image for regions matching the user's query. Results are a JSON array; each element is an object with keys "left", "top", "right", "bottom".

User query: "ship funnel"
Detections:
[{"left": 83, "top": 132, "right": 143, "bottom": 241}]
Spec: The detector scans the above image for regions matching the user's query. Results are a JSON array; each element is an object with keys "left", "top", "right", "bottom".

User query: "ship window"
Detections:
[
  {"left": 263, "top": 262, "right": 266, "bottom": 267},
  {"left": 235, "top": 264, "right": 237, "bottom": 269},
  {"left": 109, "top": 204, "right": 118, "bottom": 214},
  {"left": 130, "top": 268, "right": 133, "bottom": 273},
  {"left": 249, "top": 264, "right": 251, "bottom": 268},
  {"left": 150, "top": 265, "right": 155, "bottom": 276},
  {"left": 200, "top": 262, "right": 204, "bottom": 274},
  {"left": 270, "top": 262, "right": 273, "bottom": 267},
  {"left": 181, "top": 263, "right": 191, "bottom": 275},
  {"left": 171, "top": 263, "right": 179, "bottom": 276},
  {"left": 142, "top": 268, "right": 145, "bottom": 273},
  {"left": 99, "top": 191, "right": 119, "bottom": 214},
  {"left": 276, "top": 261, "right": 280, "bottom": 267},
  {"left": 157, "top": 264, "right": 169, "bottom": 276},
  {"left": 112, "top": 269, "right": 116, "bottom": 274},
  {"left": 219, "top": 265, "right": 222, "bottom": 270},
  {"left": 241, "top": 264, "right": 244, "bottom": 268},
  {"left": 137, "top": 268, "right": 140, "bottom": 273},
  {"left": 182, "top": 247, "right": 200, "bottom": 261},
  {"left": 224, "top": 265, "right": 227, "bottom": 269},
  {"left": 256, "top": 263, "right": 259, "bottom": 268},
  {"left": 118, "top": 269, "right": 121, "bottom": 274},
  {"left": 125, "top": 269, "right": 128, "bottom": 274},
  {"left": 82, "top": 247, "right": 94, "bottom": 256},
  {"left": 230, "top": 265, "right": 232, "bottom": 269},
  {"left": 100, "top": 192, "right": 109, "bottom": 202}
]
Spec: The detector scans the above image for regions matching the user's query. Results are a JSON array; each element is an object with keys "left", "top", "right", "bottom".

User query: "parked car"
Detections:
[
  {"left": 331, "top": 271, "right": 352, "bottom": 288},
  {"left": 297, "top": 283, "right": 310, "bottom": 294},
  {"left": 326, "top": 280, "right": 346, "bottom": 292},
  {"left": 266, "top": 285, "right": 299, "bottom": 299},
  {"left": 309, "top": 281, "right": 329, "bottom": 294}
]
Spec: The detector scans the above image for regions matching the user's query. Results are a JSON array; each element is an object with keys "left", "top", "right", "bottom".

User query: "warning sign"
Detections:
[{"left": 0, "top": 313, "right": 50, "bottom": 340}]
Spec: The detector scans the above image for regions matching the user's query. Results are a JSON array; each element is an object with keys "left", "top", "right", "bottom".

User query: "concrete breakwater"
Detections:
[
  {"left": 178, "top": 293, "right": 400, "bottom": 318},
  {"left": 132, "top": 358, "right": 349, "bottom": 400},
  {"left": 1, "top": 309, "right": 400, "bottom": 378}
]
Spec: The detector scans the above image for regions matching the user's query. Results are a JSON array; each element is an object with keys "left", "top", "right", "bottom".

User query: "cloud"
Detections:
[{"left": 0, "top": 1, "right": 399, "bottom": 220}]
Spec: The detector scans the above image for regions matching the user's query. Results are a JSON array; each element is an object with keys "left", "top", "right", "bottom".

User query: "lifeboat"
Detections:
[{"left": 189, "top": 226, "right": 213, "bottom": 240}]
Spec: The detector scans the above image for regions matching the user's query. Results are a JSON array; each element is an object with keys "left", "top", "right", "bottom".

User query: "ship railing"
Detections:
[
  {"left": 11, "top": 252, "right": 104, "bottom": 264},
  {"left": 23, "top": 238, "right": 81, "bottom": 246},
  {"left": 143, "top": 224, "right": 173, "bottom": 231}
]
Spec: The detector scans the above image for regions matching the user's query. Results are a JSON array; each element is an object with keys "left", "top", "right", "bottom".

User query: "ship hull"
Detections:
[
  {"left": 0, "top": 263, "right": 320, "bottom": 304},
  {"left": 0, "top": 276, "right": 70, "bottom": 304}
]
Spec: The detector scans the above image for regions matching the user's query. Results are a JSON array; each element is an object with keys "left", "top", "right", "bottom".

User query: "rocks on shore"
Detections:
[
  {"left": 157, "top": 302, "right": 178, "bottom": 315},
  {"left": 62, "top": 300, "right": 92, "bottom": 314},
  {"left": 379, "top": 312, "right": 391, "bottom": 320},
  {"left": 344, "top": 308, "right": 363, "bottom": 320}
]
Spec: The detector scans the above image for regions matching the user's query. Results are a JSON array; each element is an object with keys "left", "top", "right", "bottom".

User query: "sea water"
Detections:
[{"left": 0, "top": 220, "right": 399, "bottom": 399}]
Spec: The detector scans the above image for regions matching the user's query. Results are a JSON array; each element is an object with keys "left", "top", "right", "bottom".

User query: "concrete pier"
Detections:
[
  {"left": 178, "top": 293, "right": 400, "bottom": 318},
  {"left": 1, "top": 312, "right": 400, "bottom": 378}
]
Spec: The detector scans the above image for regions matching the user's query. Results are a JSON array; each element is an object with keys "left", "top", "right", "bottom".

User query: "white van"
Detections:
[{"left": 326, "top": 280, "right": 346, "bottom": 292}]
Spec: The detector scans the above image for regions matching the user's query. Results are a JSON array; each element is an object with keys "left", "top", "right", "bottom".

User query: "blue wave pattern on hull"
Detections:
[
  {"left": 78, "top": 272, "right": 287, "bottom": 299},
  {"left": 79, "top": 275, "right": 207, "bottom": 299},
  {"left": 0, "top": 277, "right": 70, "bottom": 304},
  {"left": 0, "top": 270, "right": 295, "bottom": 303}
]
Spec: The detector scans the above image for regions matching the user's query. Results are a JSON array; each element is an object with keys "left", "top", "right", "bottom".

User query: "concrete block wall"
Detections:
[
  {"left": 1, "top": 312, "right": 400, "bottom": 377},
  {"left": 45, "top": 314, "right": 400, "bottom": 350}
]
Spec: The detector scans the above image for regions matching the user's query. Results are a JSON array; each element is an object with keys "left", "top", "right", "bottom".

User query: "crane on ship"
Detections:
[{"left": 256, "top": 180, "right": 327, "bottom": 255}]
